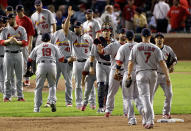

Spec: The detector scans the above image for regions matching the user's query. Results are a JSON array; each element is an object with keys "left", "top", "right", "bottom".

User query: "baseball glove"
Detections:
[
  {"left": 24, "top": 70, "right": 34, "bottom": 77},
  {"left": 113, "top": 73, "right": 123, "bottom": 81},
  {"left": 125, "top": 77, "right": 132, "bottom": 88},
  {"left": 166, "top": 53, "right": 177, "bottom": 68}
]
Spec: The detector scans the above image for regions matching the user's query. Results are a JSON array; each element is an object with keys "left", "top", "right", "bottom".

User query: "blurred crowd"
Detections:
[{"left": 0, "top": 0, "right": 191, "bottom": 33}]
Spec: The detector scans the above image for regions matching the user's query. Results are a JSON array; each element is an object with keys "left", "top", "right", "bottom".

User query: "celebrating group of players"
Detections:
[{"left": 0, "top": 0, "right": 177, "bottom": 129}]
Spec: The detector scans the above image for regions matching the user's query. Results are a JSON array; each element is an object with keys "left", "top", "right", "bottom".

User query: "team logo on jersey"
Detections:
[
  {"left": 35, "top": 16, "right": 46, "bottom": 26},
  {"left": 73, "top": 40, "right": 89, "bottom": 47},
  {"left": 7, "top": 31, "right": 22, "bottom": 40},
  {"left": 56, "top": 39, "right": 69, "bottom": 46}
]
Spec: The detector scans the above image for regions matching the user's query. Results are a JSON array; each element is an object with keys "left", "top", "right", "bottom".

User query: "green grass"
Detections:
[{"left": 0, "top": 61, "right": 190, "bottom": 117}]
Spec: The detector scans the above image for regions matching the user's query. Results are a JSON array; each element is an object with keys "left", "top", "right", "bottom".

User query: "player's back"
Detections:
[
  {"left": 131, "top": 42, "right": 163, "bottom": 72},
  {"left": 34, "top": 42, "right": 59, "bottom": 63}
]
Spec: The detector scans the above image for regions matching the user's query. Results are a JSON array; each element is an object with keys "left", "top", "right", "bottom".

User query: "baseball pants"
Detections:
[
  {"left": 136, "top": 70, "right": 157, "bottom": 125},
  {"left": 0, "top": 57, "right": 4, "bottom": 93},
  {"left": 122, "top": 71, "right": 144, "bottom": 121},
  {"left": 83, "top": 74, "right": 96, "bottom": 106},
  {"left": 96, "top": 62, "right": 110, "bottom": 108},
  {"left": 73, "top": 61, "right": 86, "bottom": 107},
  {"left": 34, "top": 62, "right": 57, "bottom": 110},
  {"left": 4, "top": 52, "right": 24, "bottom": 99},
  {"left": 105, "top": 69, "right": 124, "bottom": 113},
  {"left": 47, "top": 62, "right": 73, "bottom": 105},
  {"left": 154, "top": 73, "right": 173, "bottom": 115}
]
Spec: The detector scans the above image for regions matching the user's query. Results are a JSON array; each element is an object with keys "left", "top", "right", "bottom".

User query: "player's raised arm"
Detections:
[{"left": 63, "top": 6, "right": 73, "bottom": 36}]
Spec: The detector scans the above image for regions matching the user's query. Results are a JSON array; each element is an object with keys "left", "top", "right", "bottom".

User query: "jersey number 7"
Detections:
[
  {"left": 42, "top": 48, "right": 51, "bottom": 56},
  {"left": 144, "top": 52, "right": 151, "bottom": 63}
]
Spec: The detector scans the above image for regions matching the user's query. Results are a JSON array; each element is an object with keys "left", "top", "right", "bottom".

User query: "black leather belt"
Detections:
[
  {"left": 5, "top": 50, "right": 21, "bottom": 53},
  {"left": 0, "top": 55, "right": 4, "bottom": 57},
  {"left": 98, "top": 61, "right": 111, "bottom": 66},
  {"left": 39, "top": 32, "right": 51, "bottom": 35},
  {"left": 38, "top": 60, "right": 56, "bottom": 64},
  {"left": 77, "top": 59, "right": 86, "bottom": 62}
]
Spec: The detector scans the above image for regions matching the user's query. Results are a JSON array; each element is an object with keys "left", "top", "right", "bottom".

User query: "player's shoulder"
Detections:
[
  {"left": 42, "top": 9, "right": 52, "bottom": 14},
  {"left": 83, "top": 33, "right": 93, "bottom": 40},
  {"left": 18, "top": 25, "right": 26, "bottom": 31}
]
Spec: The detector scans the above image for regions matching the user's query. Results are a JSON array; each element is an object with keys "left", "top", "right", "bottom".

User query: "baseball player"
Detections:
[
  {"left": 4, "top": 5, "right": 16, "bottom": 97},
  {"left": 27, "top": 33, "right": 65, "bottom": 112},
  {"left": 89, "top": 22, "right": 114, "bottom": 113},
  {"left": 127, "top": 28, "right": 171, "bottom": 129},
  {"left": 115, "top": 30, "right": 144, "bottom": 125},
  {"left": 31, "top": 0, "right": 57, "bottom": 46},
  {"left": 45, "top": 19, "right": 73, "bottom": 107},
  {"left": 0, "top": 13, "right": 28, "bottom": 102},
  {"left": 82, "top": 9, "right": 101, "bottom": 40},
  {"left": 95, "top": 28, "right": 126, "bottom": 116},
  {"left": 64, "top": 6, "right": 93, "bottom": 109},
  {"left": 0, "top": 16, "right": 6, "bottom": 93},
  {"left": 81, "top": 58, "right": 97, "bottom": 111},
  {"left": 16, "top": 4, "right": 35, "bottom": 86},
  {"left": 153, "top": 33, "right": 177, "bottom": 119}
]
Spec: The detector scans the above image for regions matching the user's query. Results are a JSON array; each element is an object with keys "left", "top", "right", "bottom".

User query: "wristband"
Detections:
[
  {"left": 90, "top": 62, "right": 93, "bottom": 67},
  {"left": 116, "top": 65, "right": 121, "bottom": 70}
]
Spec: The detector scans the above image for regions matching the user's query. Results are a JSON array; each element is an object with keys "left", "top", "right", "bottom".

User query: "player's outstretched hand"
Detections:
[
  {"left": 169, "top": 66, "right": 174, "bottom": 73},
  {"left": 68, "top": 6, "right": 74, "bottom": 17},
  {"left": 89, "top": 67, "right": 95, "bottom": 75},
  {"left": 166, "top": 78, "right": 171, "bottom": 87},
  {"left": 125, "top": 76, "right": 132, "bottom": 88}
]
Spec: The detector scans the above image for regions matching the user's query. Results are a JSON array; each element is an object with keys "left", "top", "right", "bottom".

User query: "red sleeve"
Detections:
[
  {"left": 0, "top": 40, "right": 5, "bottom": 46},
  {"left": 58, "top": 57, "right": 65, "bottom": 62},
  {"left": 116, "top": 60, "right": 123, "bottom": 65},
  {"left": 28, "top": 58, "right": 33, "bottom": 62},
  {"left": 22, "top": 40, "right": 28, "bottom": 47},
  {"left": 82, "top": 71, "right": 89, "bottom": 75},
  {"left": 27, "top": 17, "right": 35, "bottom": 36},
  {"left": 167, "top": 9, "right": 171, "bottom": 18}
]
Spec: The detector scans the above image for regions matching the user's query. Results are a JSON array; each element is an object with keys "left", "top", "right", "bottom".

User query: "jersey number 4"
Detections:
[
  {"left": 144, "top": 52, "right": 151, "bottom": 63},
  {"left": 42, "top": 48, "right": 51, "bottom": 56}
]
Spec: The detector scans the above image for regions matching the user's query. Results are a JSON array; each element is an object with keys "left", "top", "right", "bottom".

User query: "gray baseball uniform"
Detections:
[
  {"left": 129, "top": 42, "right": 163, "bottom": 125},
  {"left": 154, "top": 45, "right": 177, "bottom": 116},
  {"left": 0, "top": 26, "right": 28, "bottom": 99},
  {"left": 82, "top": 58, "right": 96, "bottom": 107},
  {"left": 90, "top": 39, "right": 111, "bottom": 109},
  {"left": 82, "top": 19, "right": 101, "bottom": 40},
  {"left": 29, "top": 42, "right": 64, "bottom": 111},
  {"left": 102, "top": 41, "right": 123, "bottom": 113},
  {"left": 49, "top": 29, "right": 73, "bottom": 105},
  {"left": 31, "top": 9, "right": 56, "bottom": 46},
  {"left": 0, "top": 31, "right": 4, "bottom": 93},
  {"left": 115, "top": 42, "right": 144, "bottom": 124},
  {"left": 67, "top": 30, "right": 93, "bottom": 107}
]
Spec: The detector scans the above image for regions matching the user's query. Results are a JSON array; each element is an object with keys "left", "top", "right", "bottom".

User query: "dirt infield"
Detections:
[{"left": 0, "top": 115, "right": 190, "bottom": 131}]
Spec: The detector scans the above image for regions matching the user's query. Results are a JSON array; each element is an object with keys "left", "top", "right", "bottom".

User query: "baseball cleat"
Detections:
[
  {"left": 128, "top": 118, "right": 137, "bottom": 125},
  {"left": 76, "top": 105, "right": 82, "bottom": 110},
  {"left": 34, "top": 108, "right": 40, "bottom": 112},
  {"left": 18, "top": 98, "right": 25, "bottom": 102},
  {"left": 4, "top": 98, "right": 11, "bottom": 102},
  {"left": 50, "top": 104, "right": 56, "bottom": 112},
  {"left": 90, "top": 105, "right": 96, "bottom": 110},
  {"left": 105, "top": 112, "right": 110, "bottom": 118},
  {"left": 163, "top": 114, "right": 172, "bottom": 119},
  {"left": 97, "top": 108, "right": 105, "bottom": 113},
  {"left": 44, "top": 103, "right": 50, "bottom": 107},
  {"left": 144, "top": 124, "right": 154, "bottom": 129},
  {"left": 123, "top": 113, "right": 127, "bottom": 117},
  {"left": 81, "top": 105, "right": 86, "bottom": 111},
  {"left": 24, "top": 80, "right": 30, "bottom": 86},
  {"left": 66, "top": 104, "right": 73, "bottom": 107}
]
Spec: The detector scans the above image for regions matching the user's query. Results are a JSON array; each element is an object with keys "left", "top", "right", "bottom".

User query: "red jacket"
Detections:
[{"left": 167, "top": 6, "right": 190, "bottom": 29}]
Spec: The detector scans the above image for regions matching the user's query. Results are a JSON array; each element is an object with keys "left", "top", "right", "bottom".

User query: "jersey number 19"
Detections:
[{"left": 42, "top": 48, "right": 51, "bottom": 56}]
